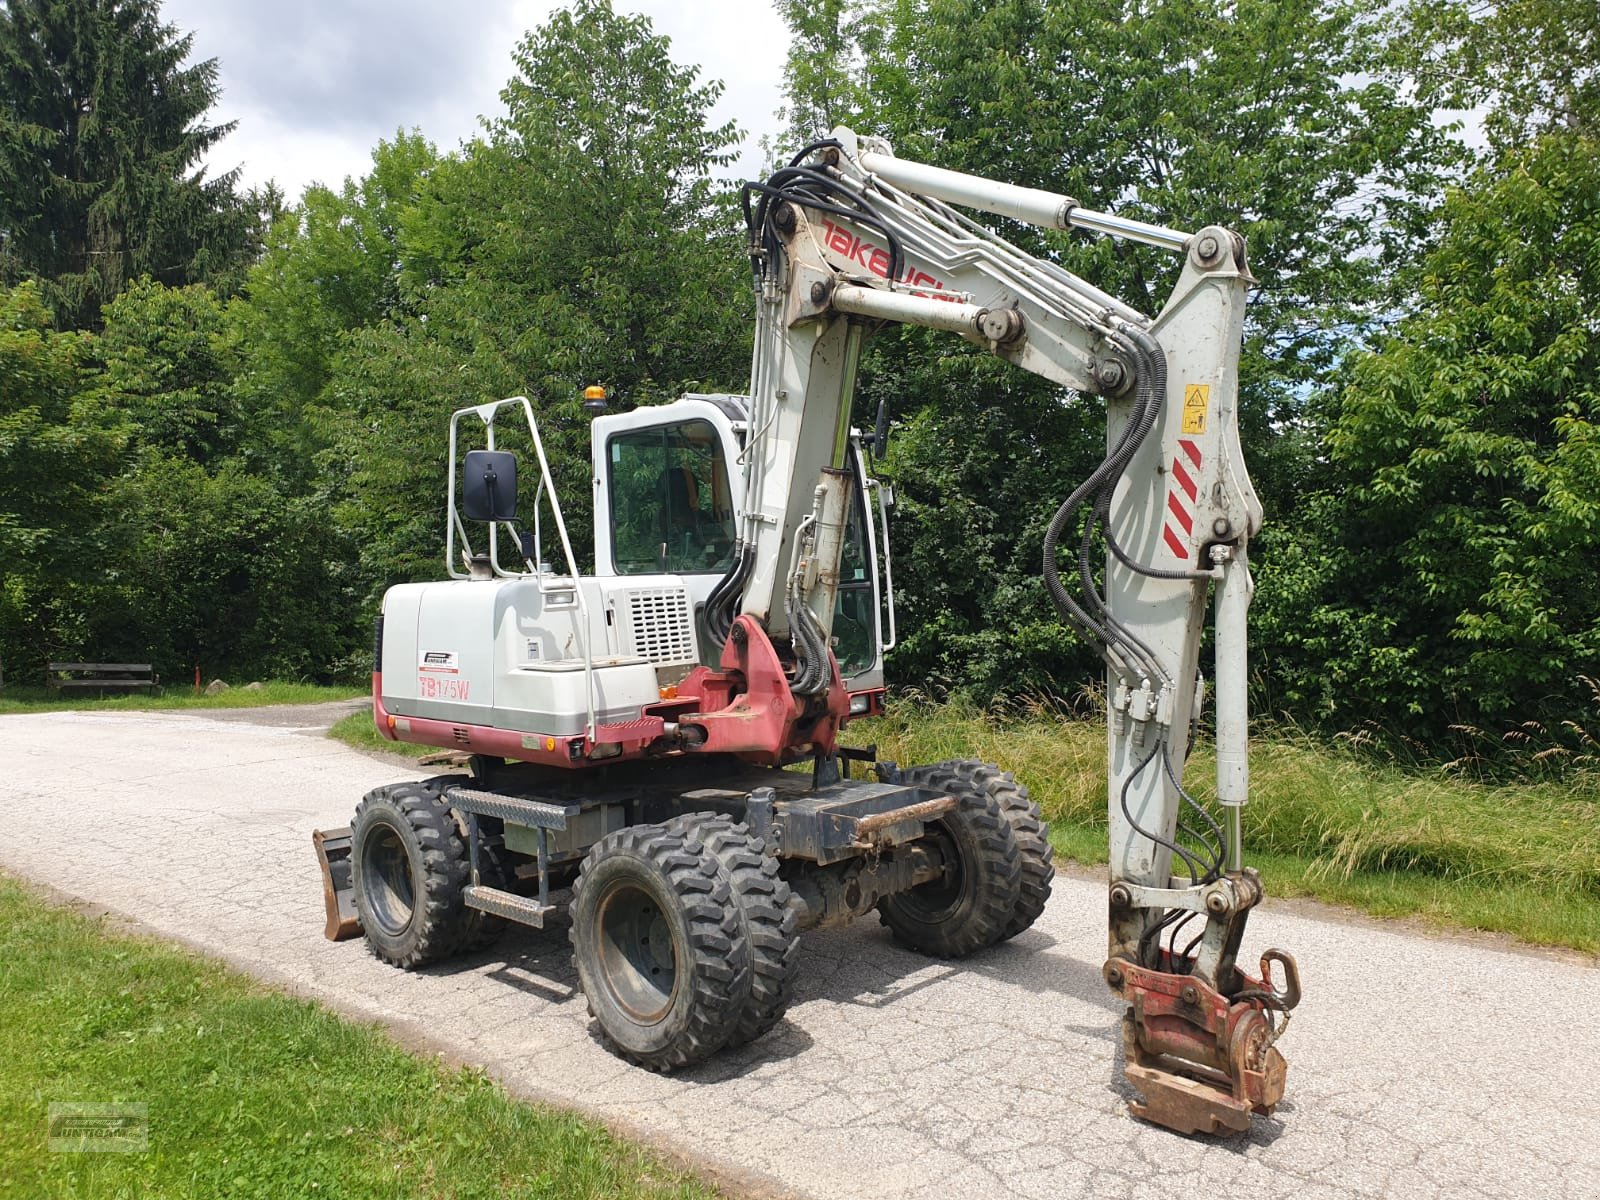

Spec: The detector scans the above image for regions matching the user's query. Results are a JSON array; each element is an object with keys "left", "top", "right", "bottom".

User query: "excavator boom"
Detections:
[{"left": 718, "top": 129, "right": 1301, "bottom": 1133}]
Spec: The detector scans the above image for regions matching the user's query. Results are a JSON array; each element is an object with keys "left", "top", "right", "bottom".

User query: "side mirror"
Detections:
[
  {"left": 872, "top": 395, "right": 890, "bottom": 459},
  {"left": 462, "top": 450, "right": 518, "bottom": 522}
]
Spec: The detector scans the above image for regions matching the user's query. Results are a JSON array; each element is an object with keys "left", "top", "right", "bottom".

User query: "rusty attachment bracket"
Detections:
[
  {"left": 1105, "top": 950, "right": 1298, "bottom": 1136},
  {"left": 313, "top": 826, "right": 361, "bottom": 941},
  {"left": 852, "top": 794, "right": 954, "bottom": 850}
]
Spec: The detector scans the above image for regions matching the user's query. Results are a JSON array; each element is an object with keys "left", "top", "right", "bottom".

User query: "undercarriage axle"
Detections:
[{"left": 786, "top": 842, "right": 946, "bottom": 930}]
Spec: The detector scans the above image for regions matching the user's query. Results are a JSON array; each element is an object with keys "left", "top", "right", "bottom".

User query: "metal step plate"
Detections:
[
  {"left": 463, "top": 885, "right": 557, "bottom": 928},
  {"left": 445, "top": 787, "right": 574, "bottom": 829}
]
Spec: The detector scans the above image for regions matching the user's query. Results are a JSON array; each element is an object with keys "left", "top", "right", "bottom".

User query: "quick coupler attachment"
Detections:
[{"left": 1104, "top": 872, "right": 1301, "bottom": 1135}]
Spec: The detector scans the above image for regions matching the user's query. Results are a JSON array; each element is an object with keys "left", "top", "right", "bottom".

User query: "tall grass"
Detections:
[{"left": 854, "top": 697, "right": 1600, "bottom": 952}]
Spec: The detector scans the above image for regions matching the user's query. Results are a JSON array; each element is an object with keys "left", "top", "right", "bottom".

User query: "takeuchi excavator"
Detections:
[{"left": 313, "top": 128, "right": 1302, "bottom": 1137}]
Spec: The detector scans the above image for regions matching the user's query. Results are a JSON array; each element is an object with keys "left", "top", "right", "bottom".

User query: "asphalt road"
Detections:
[{"left": 3, "top": 706, "right": 1597, "bottom": 1200}]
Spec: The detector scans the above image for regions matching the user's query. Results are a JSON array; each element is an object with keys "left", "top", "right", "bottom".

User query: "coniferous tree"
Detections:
[{"left": 0, "top": 0, "right": 248, "bottom": 328}]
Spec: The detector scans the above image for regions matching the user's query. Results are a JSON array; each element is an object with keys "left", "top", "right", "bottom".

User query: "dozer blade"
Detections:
[{"left": 313, "top": 827, "right": 361, "bottom": 941}]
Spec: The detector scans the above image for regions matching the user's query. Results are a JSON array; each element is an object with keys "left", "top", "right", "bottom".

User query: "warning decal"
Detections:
[{"left": 1181, "top": 383, "right": 1210, "bottom": 434}]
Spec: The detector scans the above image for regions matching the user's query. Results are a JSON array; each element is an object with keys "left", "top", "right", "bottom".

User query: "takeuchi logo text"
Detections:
[{"left": 818, "top": 219, "right": 948, "bottom": 296}]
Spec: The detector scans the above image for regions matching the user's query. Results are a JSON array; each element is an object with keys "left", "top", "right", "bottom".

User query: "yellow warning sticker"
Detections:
[{"left": 1181, "top": 383, "right": 1210, "bottom": 434}]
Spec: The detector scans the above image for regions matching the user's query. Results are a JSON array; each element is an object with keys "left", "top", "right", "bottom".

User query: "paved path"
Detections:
[{"left": 3, "top": 707, "right": 1597, "bottom": 1199}]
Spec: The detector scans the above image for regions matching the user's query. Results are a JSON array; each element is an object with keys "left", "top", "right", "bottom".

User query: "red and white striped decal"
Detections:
[{"left": 1162, "top": 439, "right": 1203, "bottom": 559}]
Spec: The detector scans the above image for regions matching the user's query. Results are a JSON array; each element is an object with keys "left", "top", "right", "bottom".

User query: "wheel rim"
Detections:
[
  {"left": 595, "top": 880, "right": 678, "bottom": 1024},
  {"left": 360, "top": 825, "right": 415, "bottom": 937},
  {"left": 896, "top": 826, "right": 971, "bottom": 924}
]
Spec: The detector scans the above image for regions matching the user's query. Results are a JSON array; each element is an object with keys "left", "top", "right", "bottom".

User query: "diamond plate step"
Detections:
[
  {"left": 445, "top": 787, "right": 573, "bottom": 829},
  {"left": 462, "top": 885, "right": 557, "bottom": 928}
]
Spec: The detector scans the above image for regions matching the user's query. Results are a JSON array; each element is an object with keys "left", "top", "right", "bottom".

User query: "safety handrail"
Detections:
[{"left": 446, "top": 396, "right": 597, "bottom": 744}]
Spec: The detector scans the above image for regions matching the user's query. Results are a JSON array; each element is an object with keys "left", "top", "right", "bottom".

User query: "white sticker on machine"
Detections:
[{"left": 419, "top": 650, "right": 459, "bottom": 674}]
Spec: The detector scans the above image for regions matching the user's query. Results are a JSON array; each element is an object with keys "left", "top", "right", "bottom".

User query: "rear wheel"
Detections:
[
  {"left": 939, "top": 760, "right": 1053, "bottom": 939},
  {"left": 877, "top": 762, "right": 1023, "bottom": 957},
  {"left": 350, "top": 782, "right": 473, "bottom": 968},
  {"left": 569, "top": 825, "right": 751, "bottom": 1071}
]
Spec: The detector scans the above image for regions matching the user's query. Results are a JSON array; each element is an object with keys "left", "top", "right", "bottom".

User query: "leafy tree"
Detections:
[
  {"left": 89, "top": 456, "right": 358, "bottom": 680},
  {"left": 322, "top": 0, "right": 752, "bottom": 603},
  {"left": 237, "top": 134, "right": 439, "bottom": 416},
  {"left": 0, "top": 281, "right": 123, "bottom": 675},
  {"left": 1407, "top": 0, "right": 1600, "bottom": 149},
  {"left": 90, "top": 277, "right": 243, "bottom": 462},
  {"left": 0, "top": 0, "right": 249, "bottom": 329},
  {"left": 1255, "top": 130, "right": 1600, "bottom": 743}
]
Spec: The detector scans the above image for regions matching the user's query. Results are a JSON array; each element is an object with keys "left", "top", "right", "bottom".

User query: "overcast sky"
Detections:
[{"left": 160, "top": 0, "right": 791, "bottom": 201}]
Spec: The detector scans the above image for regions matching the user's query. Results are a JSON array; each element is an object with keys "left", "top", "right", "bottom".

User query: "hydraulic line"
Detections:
[
  {"left": 1038, "top": 320, "right": 1231, "bottom": 887},
  {"left": 1119, "top": 737, "right": 1209, "bottom": 886},
  {"left": 714, "top": 153, "right": 907, "bottom": 653},
  {"left": 1044, "top": 324, "right": 1172, "bottom": 689}
]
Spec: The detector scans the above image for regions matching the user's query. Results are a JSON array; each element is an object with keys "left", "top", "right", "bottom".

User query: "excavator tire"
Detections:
[
  {"left": 414, "top": 775, "right": 510, "bottom": 954},
  {"left": 935, "top": 760, "right": 1054, "bottom": 939},
  {"left": 569, "top": 824, "right": 752, "bottom": 1071},
  {"left": 877, "top": 762, "right": 1023, "bottom": 957},
  {"left": 663, "top": 813, "right": 801, "bottom": 1048},
  {"left": 349, "top": 781, "right": 476, "bottom": 968}
]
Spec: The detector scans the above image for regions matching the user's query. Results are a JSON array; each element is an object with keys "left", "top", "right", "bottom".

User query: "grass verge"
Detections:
[
  {"left": 0, "top": 681, "right": 364, "bottom": 714},
  {"left": 0, "top": 873, "right": 719, "bottom": 1200},
  {"left": 328, "top": 709, "right": 420, "bottom": 761},
  {"left": 856, "top": 700, "right": 1600, "bottom": 955}
]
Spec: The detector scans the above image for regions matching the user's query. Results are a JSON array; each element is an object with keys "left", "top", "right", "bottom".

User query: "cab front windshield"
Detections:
[
  {"left": 608, "top": 417, "right": 878, "bottom": 678},
  {"left": 609, "top": 420, "right": 736, "bottom": 575}
]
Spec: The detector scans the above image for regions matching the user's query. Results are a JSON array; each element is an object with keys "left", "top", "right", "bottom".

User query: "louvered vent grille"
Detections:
[{"left": 622, "top": 588, "right": 696, "bottom": 666}]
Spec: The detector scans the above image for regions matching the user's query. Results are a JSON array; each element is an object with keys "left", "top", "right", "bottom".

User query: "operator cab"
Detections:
[{"left": 591, "top": 393, "right": 894, "bottom": 705}]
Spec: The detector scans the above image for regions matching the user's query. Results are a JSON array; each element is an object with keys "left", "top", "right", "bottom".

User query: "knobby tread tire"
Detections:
[
  {"left": 938, "top": 759, "right": 1054, "bottom": 939},
  {"left": 569, "top": 824, "right": 752, "bottom": 1072},
  {"left": 877, "top": 762, "right": 1023, "bottom": 957},
  {"left": 664, "top": 813, "right": 800, "bottom": 1048},
  {"left": 416, "top": 774, "right": 510, "bottom": 953},
  {"left": 350, "top": 780, "right": 476, "bottom": 969}
]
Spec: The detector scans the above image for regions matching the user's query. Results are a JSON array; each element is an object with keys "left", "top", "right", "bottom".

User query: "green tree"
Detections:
[
  {"left": 1407, "top": 0, "right": 1600, "bottom": 149},
  {"left": 322, "top": 0, "right": 751, "bottom": 602},
  {"left": 89, "top": 277, "right": 243, "bottom": 462},
  {"left": 0, "top": 281, "right": 123, "bottom": 675},
  {"left": 1256, "top": 130, "right": 1600, "bottom": 744},
  {"left": 88, "top": 457, "right": 357, "bottom": 681},
  {"left": 0, "top": 0, "right": 248, "bottom": 329},
  {"left": 231, "top": 132, "right": 440, "bottom": 478}
]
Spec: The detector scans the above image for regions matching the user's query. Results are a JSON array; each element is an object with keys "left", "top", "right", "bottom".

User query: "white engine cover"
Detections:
[{"left": 380, "top": 574, "right": 698, "bottom": 736}]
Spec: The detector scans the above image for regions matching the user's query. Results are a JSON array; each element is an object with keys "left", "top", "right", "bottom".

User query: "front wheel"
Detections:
[
  {"left": 877, "top": 762, "right": 1024, "bottom": 957},
  {"left": 569, "top": 825, "right": 751, "bottom": 1071}
]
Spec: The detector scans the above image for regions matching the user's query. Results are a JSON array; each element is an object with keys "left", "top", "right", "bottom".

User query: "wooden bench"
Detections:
[{"left": 45, "top": 662, "right": 157, "bottom": 694}]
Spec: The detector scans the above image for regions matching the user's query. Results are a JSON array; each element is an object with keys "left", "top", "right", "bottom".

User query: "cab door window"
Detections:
[
  {"left": 832, "top": 482, "right": 876, "bottom": 675},
  {"left": 608, "top": 420, "right": 736, "bottom": 575}
]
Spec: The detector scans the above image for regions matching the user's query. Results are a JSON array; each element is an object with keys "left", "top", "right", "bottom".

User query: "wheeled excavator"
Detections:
[{"left": 312, "top": 128, "right": 1302, "bottom": 1137}]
